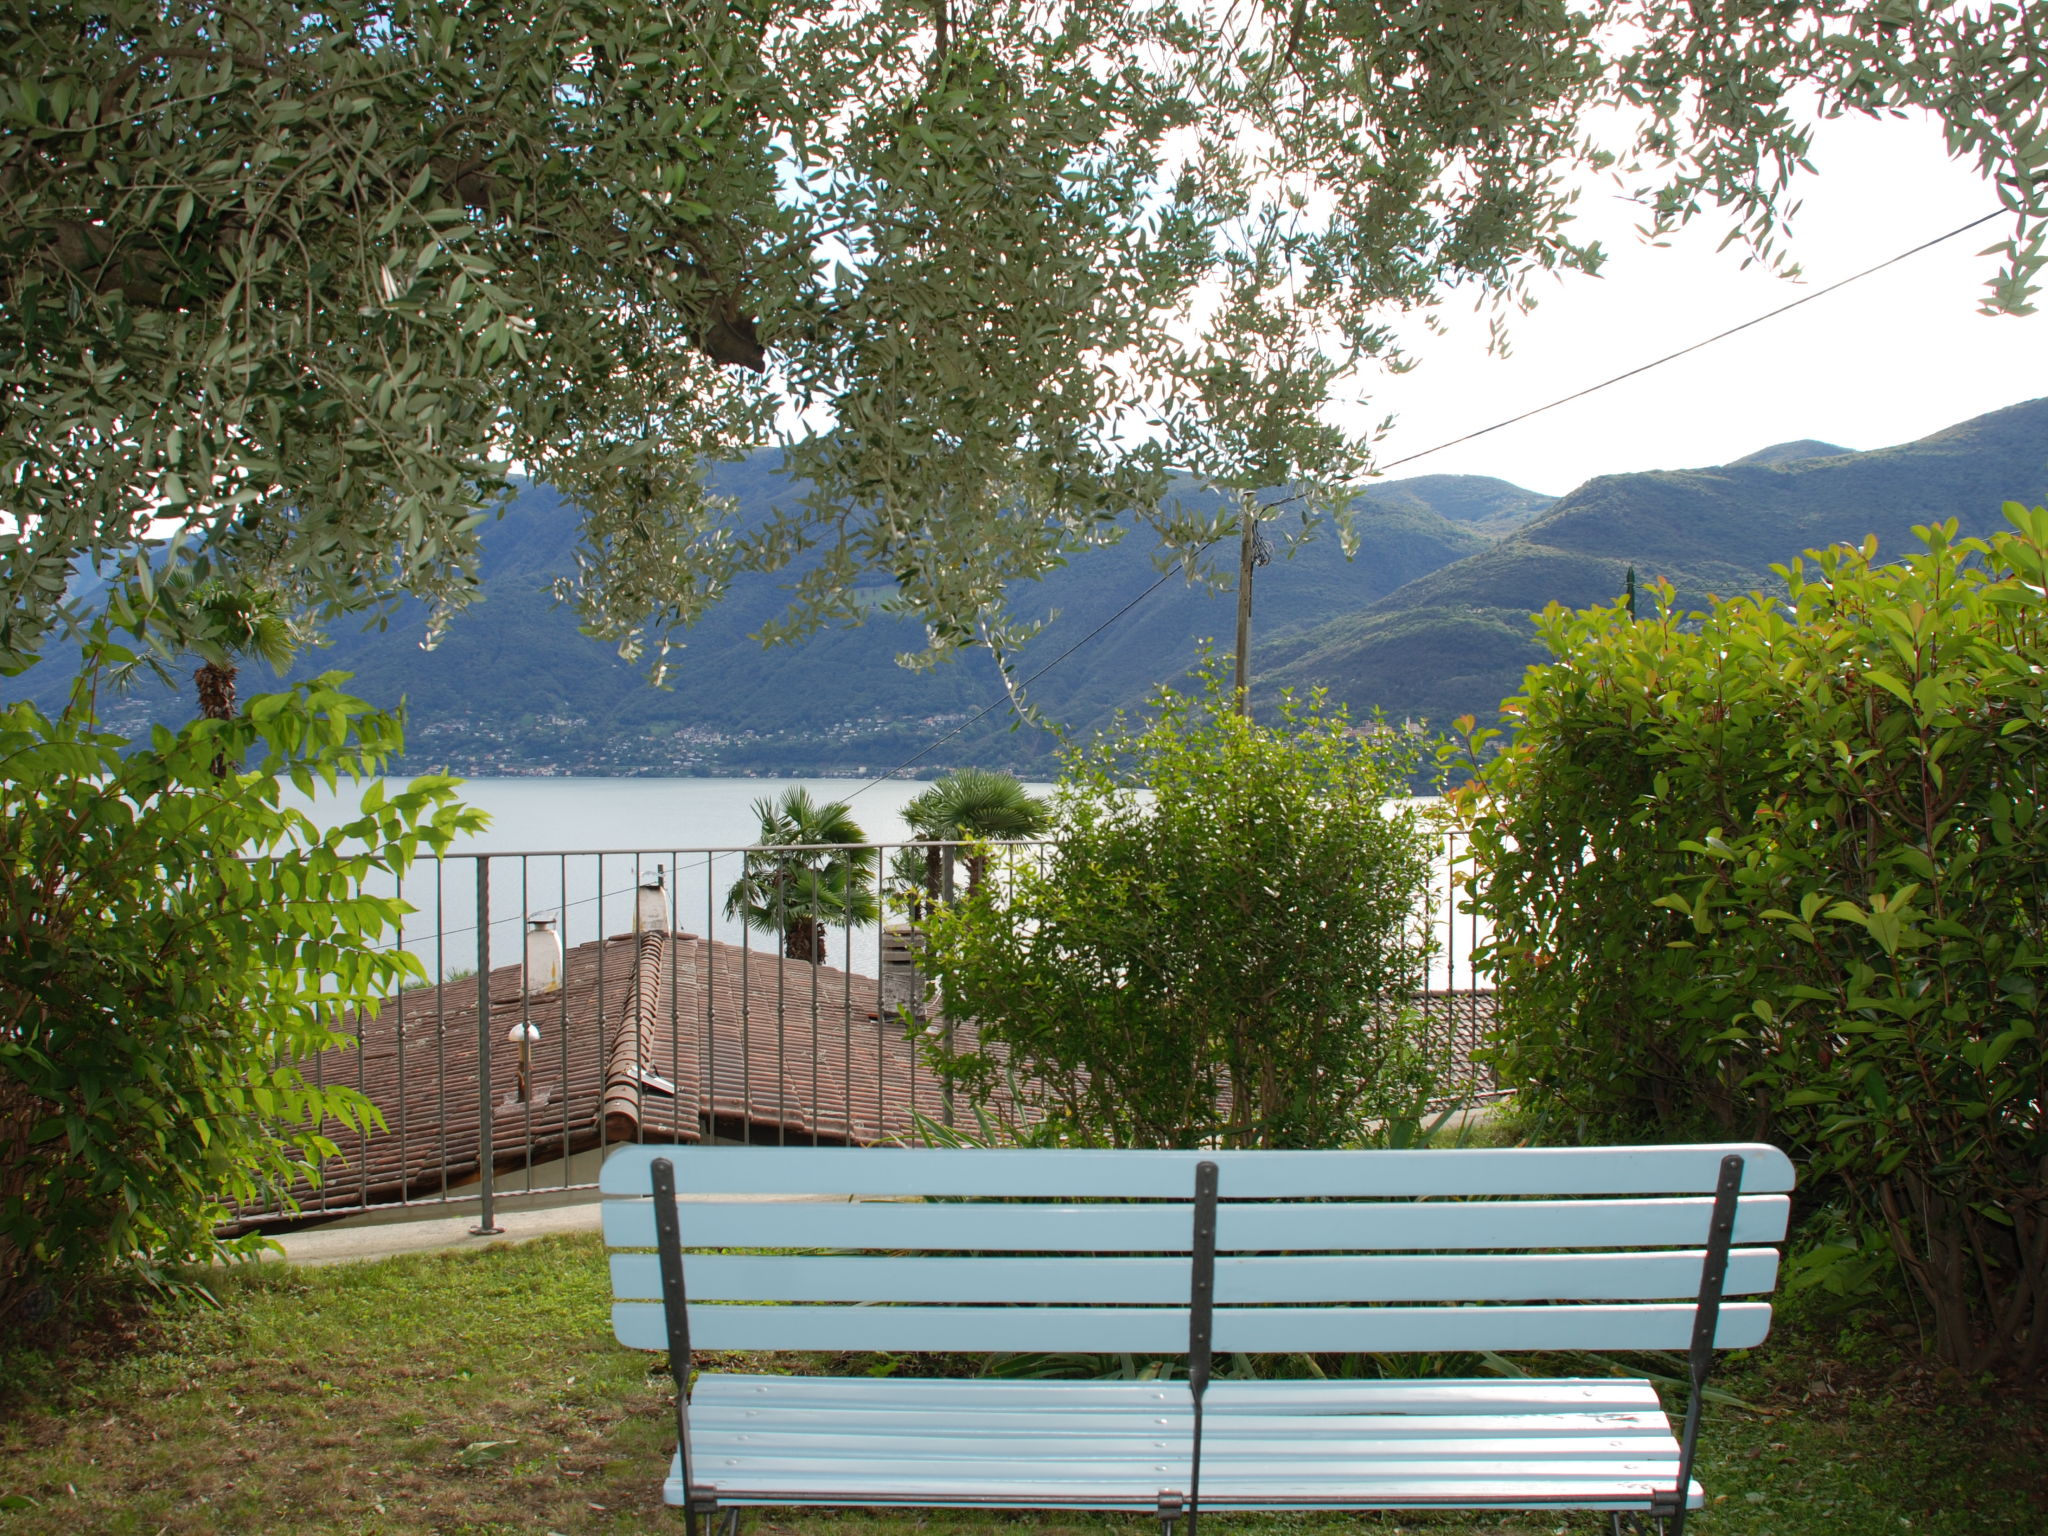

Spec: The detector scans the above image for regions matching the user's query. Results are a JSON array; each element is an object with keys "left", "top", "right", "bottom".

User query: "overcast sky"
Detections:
[{"left": 1351, "top": 111, "right": 2043, "bottom": 498}]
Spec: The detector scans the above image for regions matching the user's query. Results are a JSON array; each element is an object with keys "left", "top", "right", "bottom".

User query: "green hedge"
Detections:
[
  {"left": 923, "top": 663, "right": 1442, "bottom": 1149},
  {"left": 0, "top": 652, "right": 479, "bottom": 1321},
  {"left": 1457, "top": 510, "right": 2048, "bottom": 1376}
]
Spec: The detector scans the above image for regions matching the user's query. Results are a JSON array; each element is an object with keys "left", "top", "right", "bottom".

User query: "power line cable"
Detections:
[
  {"left": 1371, "top": 207, "right": 2006, "bottom": 474},
  {"left": 845, "top": 206, "right": 2007, "bottom": 788},
  {"left": 376, "top": 210, "right": 2008, "bottom": 956}
]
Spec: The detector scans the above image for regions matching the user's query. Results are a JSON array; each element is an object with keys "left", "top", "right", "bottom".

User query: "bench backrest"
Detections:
[{"left": 602, "top": 1144, "right": 1793, "bottom": 1357}]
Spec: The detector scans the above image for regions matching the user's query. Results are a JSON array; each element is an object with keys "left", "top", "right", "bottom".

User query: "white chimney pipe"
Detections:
[
  {"left": 635, "top": 866, "right": 669, "bottom": 935},
  {"left": 524, "top": 914, "right": 563, "bottom": 995}
]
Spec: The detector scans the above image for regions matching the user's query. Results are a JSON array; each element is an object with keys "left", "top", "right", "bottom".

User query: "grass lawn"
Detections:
[{"left": 1, "top": 1232, "right": 2040, "bottom": 1536}]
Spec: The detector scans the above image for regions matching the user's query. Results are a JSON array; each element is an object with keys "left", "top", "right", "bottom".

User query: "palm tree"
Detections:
[
  {"left": 902, "top": 769, "right": 1053, "bottom": 903},
  {"left": 723, "top": 788, "right": 878, "bottom": 962},
  {"left": 187, "top": 581, "right": 300, "bottom": 722}
]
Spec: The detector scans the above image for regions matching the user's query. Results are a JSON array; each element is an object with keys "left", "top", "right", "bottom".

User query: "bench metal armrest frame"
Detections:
[
  {"left": 1652, "top": 1152, "right": 1745, "bottom": 1536},
  {"left": 652, "top": 1158, "right": 707, "bottom": 1533},
  {"left": 1184, "top": 1161, "right": 1220, "bottom": 1536}
]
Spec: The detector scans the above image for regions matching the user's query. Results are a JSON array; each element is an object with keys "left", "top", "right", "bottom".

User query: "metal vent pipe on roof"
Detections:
[
  {"left": 635, "top": 866, "right": 668, "bottom": 935},
  {"left": 525, "top": 914, "right": 563, "bottom": 995}
]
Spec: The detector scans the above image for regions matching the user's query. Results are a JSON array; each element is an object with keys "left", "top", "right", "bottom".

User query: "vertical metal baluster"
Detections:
[
  {"left": 435, "top": 857, "right": 449, "bottom": 1204},
  {"left": 355, "top": 858, "right": 370, "bottom": 1212},
  {"left": 472, "top": 854, "right": 501, "bottom": 1235},
  {"left": 842, "top": 852, "right": 855, "bottom": 1145},
  {"left": 396, "top": 865, "right": 409, "bottom": 1208},
  {"left": 311, "top": 877, "right": 328, "bottom": 1213},
  {"left": 519, "top": 855, "right": 534, "bottom": 1195},
  {"left": 808, "top": 859, "right": 823, "bottom": 1147},
  {"left": 705, "top": 854, "right": 717, "bottom": 1146},
  {"left": 775, "top": 869, "right": 788, "bottom": 1148},
  {"left": 635, "top": 853, "right": 646, "bottom": 1150},
  {"left": 558, "top": 853, "right": 570, "bottom": 1190},
  {"left": 597, "top": 853, "right": 609, "bottom": 1163},
  {"left": 668, "top": 850, "right": 681, "bottom": 1152},
  {"left": 740, "top": 887, "right": 752, "bottom": 1146},
  {"left": 1469, "top": 828, "right": 1485, "bottom": 1097}
]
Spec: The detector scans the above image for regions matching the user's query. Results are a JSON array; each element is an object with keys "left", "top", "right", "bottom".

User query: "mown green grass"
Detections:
[{"left": 1, "top": 1232, "right": 2039, "bottom": 1536}]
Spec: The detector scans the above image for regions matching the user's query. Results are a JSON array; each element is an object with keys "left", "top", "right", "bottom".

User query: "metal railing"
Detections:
[{"left": 239, "top": 831, "right": 1497, "bottom": 1231}]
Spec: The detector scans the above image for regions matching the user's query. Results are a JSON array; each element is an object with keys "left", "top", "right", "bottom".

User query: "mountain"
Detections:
[
  {"left": 1731, "top": 439, "right": 1853, "bottom": 468},
  {"left": 1258, "top": 399, "right": 2048, "bottom": 730},
  {"left": 7, "top": 469, "right": 1551, "bottom": 775}
]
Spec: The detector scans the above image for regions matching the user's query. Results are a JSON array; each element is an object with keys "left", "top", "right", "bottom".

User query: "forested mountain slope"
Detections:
[
  {"left": 1259, "top": 398, "right": 2048, "bottom": 731},
  {"left": 11, "top": 467, "right": 1551, "bottom": 774}
]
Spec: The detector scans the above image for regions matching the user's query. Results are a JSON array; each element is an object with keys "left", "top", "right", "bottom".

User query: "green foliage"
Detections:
[
  {"left": 6, "top": 4, "right": 2043, "bottom": 679},
  {"left": 1455, "top": 509, "right": 2048, "bottom": 1375},
  {"left": 722, "top": 787, "right": 878, "bottom": 962},
  {"left": 0, "top": 647, "right": 481, "bottom": 1322},
  {"left": 921, "top": 662, "right": 1441, "bottom": 1149}
]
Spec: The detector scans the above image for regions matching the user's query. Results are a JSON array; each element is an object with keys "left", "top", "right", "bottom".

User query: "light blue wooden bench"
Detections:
[{"left": 602, "top": 1143, "right": 1793, "bottom": 1536}]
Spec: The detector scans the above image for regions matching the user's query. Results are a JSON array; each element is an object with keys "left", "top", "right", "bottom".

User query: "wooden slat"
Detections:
[
  {"left": 667, "top": 1462, "right": 1700, "bottom": 1511},
  {"left": 600, "top": 1143, "right": 1795, "bottom": 1198},
  {"left": 694, "top": 1374, "right": 1665, "bottom": 1415},
  {"left": 614, "top": 1300, "right": 1773, "bottom": 1353},
  {"left": 692, "top": 1431, "right": 1669, "bottom": 1461},
  {"left": 692, "top": 1417, "right": 1679, "bottom": 1449},
  {"left": 611, "top": 1248, "right": 1780, "bottom": 1304},
  {"left": 601, "top": 1192, "right": 1792, "bottom": 1252}
]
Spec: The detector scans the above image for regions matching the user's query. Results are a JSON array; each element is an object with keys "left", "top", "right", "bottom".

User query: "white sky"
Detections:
[{"left": 1353, "top": 111, "right": 2043, "bottom": 498}]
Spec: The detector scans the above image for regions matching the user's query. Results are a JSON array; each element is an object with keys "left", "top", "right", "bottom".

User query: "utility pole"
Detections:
[{"left": 1233, "top": 502, "right": 1270, "bottom": 716}]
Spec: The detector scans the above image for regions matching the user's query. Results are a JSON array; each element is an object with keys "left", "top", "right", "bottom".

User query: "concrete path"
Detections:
[
  {"left": 261, "top": 1199, "right": 606, "bottom": 1266},
  {"left": 260, "top": 1190, "right": 851, "bottom": 1267}
]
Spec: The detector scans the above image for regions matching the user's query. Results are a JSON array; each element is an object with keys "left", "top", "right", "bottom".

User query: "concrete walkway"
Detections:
[
  {"left": 261, "top": 1190, "right": 851, "bottom": 1267},
  {"left": 262, "top": 1199, "right": 607, "bottom": 1266}
]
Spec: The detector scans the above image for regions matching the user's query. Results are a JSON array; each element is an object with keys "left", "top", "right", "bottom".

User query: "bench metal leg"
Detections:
[
  {"left": 1612, "top": 1514, "right": 1670, "bottom": 1535},
  {"left": 682, "top": 1486, "right": 730, "bottom": 1536}
]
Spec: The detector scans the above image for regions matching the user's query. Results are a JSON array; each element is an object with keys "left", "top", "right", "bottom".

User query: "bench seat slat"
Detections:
[
  {"left": 614, "top": 1300, "right": 1773, "bottom": 1353},
  {"left": 693, "top": 1432, "right": 1676, "bottom": 1461},
  {"left": 694, "top": 1375, "right": 1666, "bottom": 1415},
  {"left": 696, "top": 1417, "right": 1671, "bottom": 1441},
  {"left": 694, "top": 1409, "right": 1677, "bottom": 1439},
  {"left": 665, "top": 1374, "right": 1702, "bottom": 1511},
  {"left": 601, "top": 1144, "right": 1794, "bottom": 1199},
  {"left": 666, "top": 1460, "right": 1704, "bottom": 1511},
  {"left": 601, "top": 1194, "right": 1793, "bottom": 1252},
  {"left": 612, "top": 1249, "right": 1780, "bottom": 1304}
]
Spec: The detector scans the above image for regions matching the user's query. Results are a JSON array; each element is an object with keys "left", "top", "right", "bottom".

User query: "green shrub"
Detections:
[
  {"left": 0, "top": 649, "right": 480, "bottom": 1321},
  {"left": 1456, "top": 510, "right": 2048, "bottom": 1375},
  {"left": 921, "top": 662, "right": 1442, "bottom": 1149}
]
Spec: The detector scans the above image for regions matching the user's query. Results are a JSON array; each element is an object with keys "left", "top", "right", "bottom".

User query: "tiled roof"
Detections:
[{"left": 236, "top": 929, "right": 1000, "bottom": 1226}]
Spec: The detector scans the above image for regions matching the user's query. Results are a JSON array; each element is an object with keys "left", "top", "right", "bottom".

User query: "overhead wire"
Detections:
[
  {"left": 383, "top": 201, "right": 2012, "bottom": 940},
  {"left": 370, "top": 208, "right": 2007, "bottom": 958},
  {"left": 842, "top": 205, "right": 2009, "bottom": 793}
]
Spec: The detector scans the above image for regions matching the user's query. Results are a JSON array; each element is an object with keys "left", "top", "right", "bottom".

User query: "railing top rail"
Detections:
[{"left": 428, "top": 838, "right": 1061, "bottom": 860}]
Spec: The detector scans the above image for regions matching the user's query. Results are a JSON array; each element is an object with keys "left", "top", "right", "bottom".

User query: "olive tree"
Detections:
[{"left": 4, "top": 1, "right": 2042, "bottom": 676}]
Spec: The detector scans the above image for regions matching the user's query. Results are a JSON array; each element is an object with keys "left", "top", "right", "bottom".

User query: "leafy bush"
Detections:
[
  {"left": 921, "top": 663, "right": 1442, "bottom": 1149},
  {"left": 0, "top": 651, "right": 479, "bottom": 1321},
  {"left": 1456, "top": 510, "right": 2048, "bottom": 1375}
]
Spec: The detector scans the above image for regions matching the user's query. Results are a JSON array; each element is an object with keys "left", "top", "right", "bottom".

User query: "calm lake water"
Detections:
[
  {"left": 425, "top": 775, "right": 1024, "bottom": 854},
  {"left": 303, "top": 776, "right": 1479, "bottom": 989}
]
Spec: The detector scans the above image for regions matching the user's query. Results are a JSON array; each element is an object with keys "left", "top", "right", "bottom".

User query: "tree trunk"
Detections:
[
  {"left": 194, "top": 661, "right": 239, "bottom": 777},
  {"left": 784, "top": 916, "right": 827, "bottom": 964}
]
